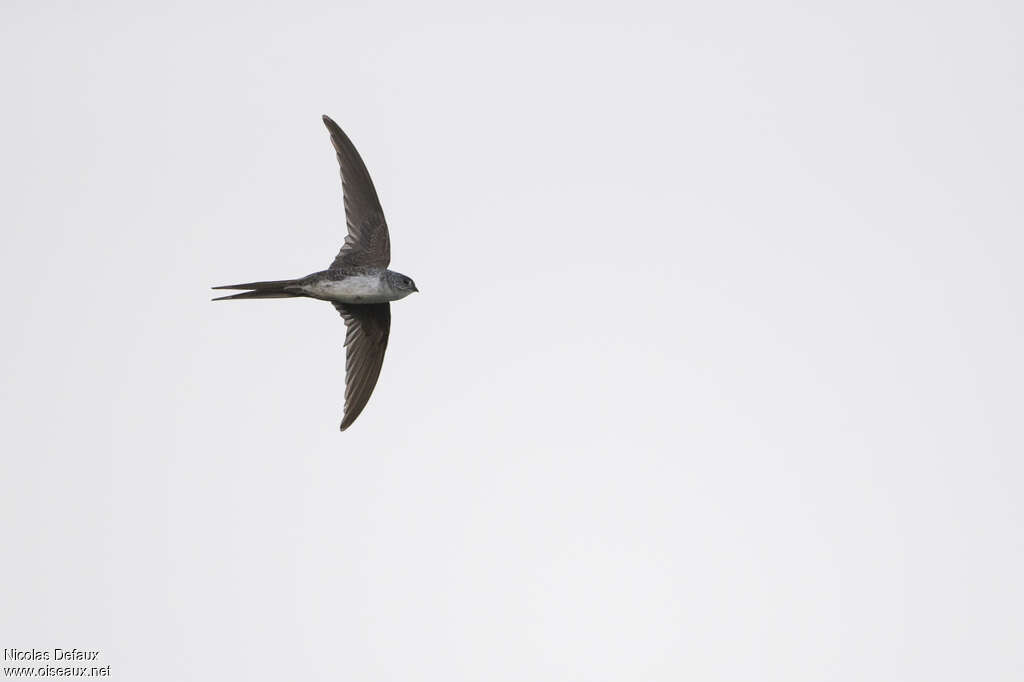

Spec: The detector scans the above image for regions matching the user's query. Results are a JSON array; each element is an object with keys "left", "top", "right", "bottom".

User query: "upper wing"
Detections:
[
  {"left": 333, "top": 302, "right": 391, "bottom": 431},
  {"left": 322, "top": 115, "right": 391, "bottom": 269}
]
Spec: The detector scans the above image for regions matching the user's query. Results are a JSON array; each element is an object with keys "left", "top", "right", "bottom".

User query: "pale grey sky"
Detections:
[{"left": 2, "top": 0, "right": 1022, "bottom": 680}]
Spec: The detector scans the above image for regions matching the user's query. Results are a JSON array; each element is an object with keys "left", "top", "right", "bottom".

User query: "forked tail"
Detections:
[{"left": 211, "top": 279, "right": 302, "bottom": 301}]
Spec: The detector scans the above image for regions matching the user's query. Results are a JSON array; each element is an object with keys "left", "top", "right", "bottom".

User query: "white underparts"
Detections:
[{"left": 298, "top": 274, "right": 393, "bottom": 303}]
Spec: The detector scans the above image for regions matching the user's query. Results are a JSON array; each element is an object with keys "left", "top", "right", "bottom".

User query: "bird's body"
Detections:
[
  {"left": 213, "top": 115, "right": 418, "bottom": 431},
  {"left": 295, "top": 268, "right": 415, "bottom": 304}
]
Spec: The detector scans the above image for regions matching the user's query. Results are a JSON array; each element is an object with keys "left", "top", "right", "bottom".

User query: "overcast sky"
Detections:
[{"left": 2, "top": 0, "right": 1022, "bottom": 680}]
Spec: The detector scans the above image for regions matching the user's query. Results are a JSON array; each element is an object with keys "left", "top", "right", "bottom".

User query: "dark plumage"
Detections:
[{"left": 213, "top": 115, "right": 417, "bottom": 431}]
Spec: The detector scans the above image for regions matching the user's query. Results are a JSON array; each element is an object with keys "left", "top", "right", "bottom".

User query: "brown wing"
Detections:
[
  {"left": 322, "top": 115, "right": 391, "bottom": 269},
  {"left": 333, "top": 302, "right": 391, "bottom": 431}
]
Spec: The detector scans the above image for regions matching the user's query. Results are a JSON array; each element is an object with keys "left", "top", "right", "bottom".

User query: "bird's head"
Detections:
[{"left": 386, "top": 270, "right": 419, "bottom": 298}]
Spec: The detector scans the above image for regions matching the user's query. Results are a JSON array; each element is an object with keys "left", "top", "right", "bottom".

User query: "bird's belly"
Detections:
[{"left": 300, "top": 275, "right": 391, "bottom": 303}]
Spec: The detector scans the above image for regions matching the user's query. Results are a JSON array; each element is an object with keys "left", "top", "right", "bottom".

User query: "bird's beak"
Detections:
[{"left": 413, "top": 285, "right": 419, "bottom": 293}]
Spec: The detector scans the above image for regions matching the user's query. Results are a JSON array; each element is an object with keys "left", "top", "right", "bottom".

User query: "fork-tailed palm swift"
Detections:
[{"left": 213, "top": 115, "right": 418, "bottom": 431}]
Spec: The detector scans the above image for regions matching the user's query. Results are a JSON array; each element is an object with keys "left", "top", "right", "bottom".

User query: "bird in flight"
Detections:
[{"left": 213, "top": 115, "right": 417, "bottom": 431}]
